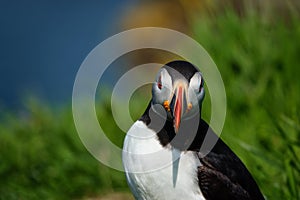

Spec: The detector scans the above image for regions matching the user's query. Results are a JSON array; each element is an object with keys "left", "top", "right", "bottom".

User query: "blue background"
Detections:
[{"left": 0, "top": 0, "right": 135, "bottom": 108}]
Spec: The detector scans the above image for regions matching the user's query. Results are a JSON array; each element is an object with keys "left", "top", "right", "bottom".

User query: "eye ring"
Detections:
[{"left": 157, "top": 75, "right": 162, "bottom": 90}]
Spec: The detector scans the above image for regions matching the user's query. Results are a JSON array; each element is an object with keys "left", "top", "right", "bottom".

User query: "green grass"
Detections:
[
  {"left": 192, "top": 8, "right": 300, "bottom": 199},
  {"left": 0, "top": 6, "right": 300, "bottom": 200},
  {"left": 0, "top": 100, "right": 129, "bottom": 199}
]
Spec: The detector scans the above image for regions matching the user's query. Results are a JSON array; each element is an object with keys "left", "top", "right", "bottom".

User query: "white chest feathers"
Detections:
[{"left": 122, "top": 121, "right": 205, "bottom": 200}]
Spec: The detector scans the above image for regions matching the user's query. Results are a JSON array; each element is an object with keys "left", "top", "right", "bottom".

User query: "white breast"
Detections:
[{"left": 122, "top": 121, "right": 205, "bottom": 200}]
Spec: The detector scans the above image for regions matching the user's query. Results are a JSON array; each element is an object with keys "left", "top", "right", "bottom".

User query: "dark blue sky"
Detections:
[{"left": 0, "top": 0, "right": 136, "bottom": 109}]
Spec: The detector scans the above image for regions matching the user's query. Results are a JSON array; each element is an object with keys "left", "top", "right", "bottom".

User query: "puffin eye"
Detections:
[
  {"left": 154, "top": 68, "right": 171, "bottom": 92},
  {"left": 157, "top": 75, "right": 162, "bottom": 90}
]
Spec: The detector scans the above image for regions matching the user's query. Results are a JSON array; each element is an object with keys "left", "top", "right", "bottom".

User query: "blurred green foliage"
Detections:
[
  {"left": 0, "top": 6, "right": 300, "bottom": 200},
  {"left": 193, "top": 8, "right": 300, "bottom": 199},
  {"left": 0, "top": 100, "right": 129, "bottom": 199}
]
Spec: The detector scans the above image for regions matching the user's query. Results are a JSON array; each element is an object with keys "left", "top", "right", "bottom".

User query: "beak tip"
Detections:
[
  {"left": 174, "top": 117, "right": 181, "bottom": 134},
  {"left": 174, "top": 126, "right": 179, "bottom": 134}
]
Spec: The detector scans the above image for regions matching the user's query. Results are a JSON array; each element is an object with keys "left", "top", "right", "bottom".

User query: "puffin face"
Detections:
[{"left": 152, "top": 64, "right": 205, "bottom": 133}]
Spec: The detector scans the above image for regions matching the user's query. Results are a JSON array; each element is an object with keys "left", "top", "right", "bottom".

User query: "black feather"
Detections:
[
  {"left": 139, "top": 104, "right": 264, "bottom": 200},
  {"left": 139, "top": 60, "right": 264, "bottom": 199}
]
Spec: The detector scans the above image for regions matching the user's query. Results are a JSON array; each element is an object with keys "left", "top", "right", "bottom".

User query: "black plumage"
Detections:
[{"left": 138, "top": 60, "right": 265, "bottom": 200}]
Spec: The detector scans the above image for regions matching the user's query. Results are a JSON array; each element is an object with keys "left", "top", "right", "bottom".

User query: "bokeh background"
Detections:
[{"left": 1, "top": 0, "right": 300, "bottom": 199}]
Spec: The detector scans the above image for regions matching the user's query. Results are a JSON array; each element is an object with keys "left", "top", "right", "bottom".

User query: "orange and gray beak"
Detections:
[{"left": 170, "top": 83, "right": 188, "bottom": 133}]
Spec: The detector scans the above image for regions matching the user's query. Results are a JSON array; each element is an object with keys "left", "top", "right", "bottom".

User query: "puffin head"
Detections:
[{"left": 152, "top": 60, "right": 205, "bottom": 133}]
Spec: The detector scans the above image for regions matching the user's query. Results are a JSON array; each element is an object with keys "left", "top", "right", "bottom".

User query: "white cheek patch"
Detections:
[
  {"left": 187, "top": 72, "right": 205, "bottom": 111},
  {"left": 189, "top": 72, "right": 202, "bottom": 90},
  {"left": 160, "top": 68, "right": 173, "bottom": 93},
  {"left": 153, "top": 68, "right": 173, "bottom": 104}
]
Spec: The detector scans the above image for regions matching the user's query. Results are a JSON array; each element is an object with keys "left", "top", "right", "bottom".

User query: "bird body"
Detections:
[
  {"left": 122, "top": 61, "right": 265, "bottom": 200},
  {"left": 123, "top": 121, "right": 204, "bottom": 200}
]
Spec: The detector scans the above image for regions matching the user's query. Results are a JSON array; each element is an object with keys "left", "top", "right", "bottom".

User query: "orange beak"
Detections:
[
  {"left": 174, "top": 86, "right": 182, "bottom": 133},
  {"left": 172, "top": 84, "right": 187, "bottom": 133}
]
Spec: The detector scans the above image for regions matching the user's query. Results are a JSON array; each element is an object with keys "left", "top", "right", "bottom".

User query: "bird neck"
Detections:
[{"left": 140, "top": 102, "right": 208, "bottom": 151}]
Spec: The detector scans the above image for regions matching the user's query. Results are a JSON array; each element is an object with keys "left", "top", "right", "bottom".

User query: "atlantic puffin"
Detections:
[{"left": 122, "top": 60, "right": 264, "bottom": 200}]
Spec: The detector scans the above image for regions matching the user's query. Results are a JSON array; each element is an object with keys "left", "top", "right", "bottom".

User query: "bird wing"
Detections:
[
  {"left": 198, "top": 164, "right": 251, "bottom": 200},
  {"left": 196, "top": 139, "right": 265, "bottom": 200}
]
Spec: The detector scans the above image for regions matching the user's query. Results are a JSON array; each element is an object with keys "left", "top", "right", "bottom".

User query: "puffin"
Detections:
[{"left": 122, "top": 60, "right": 265, "bottom": 200}]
